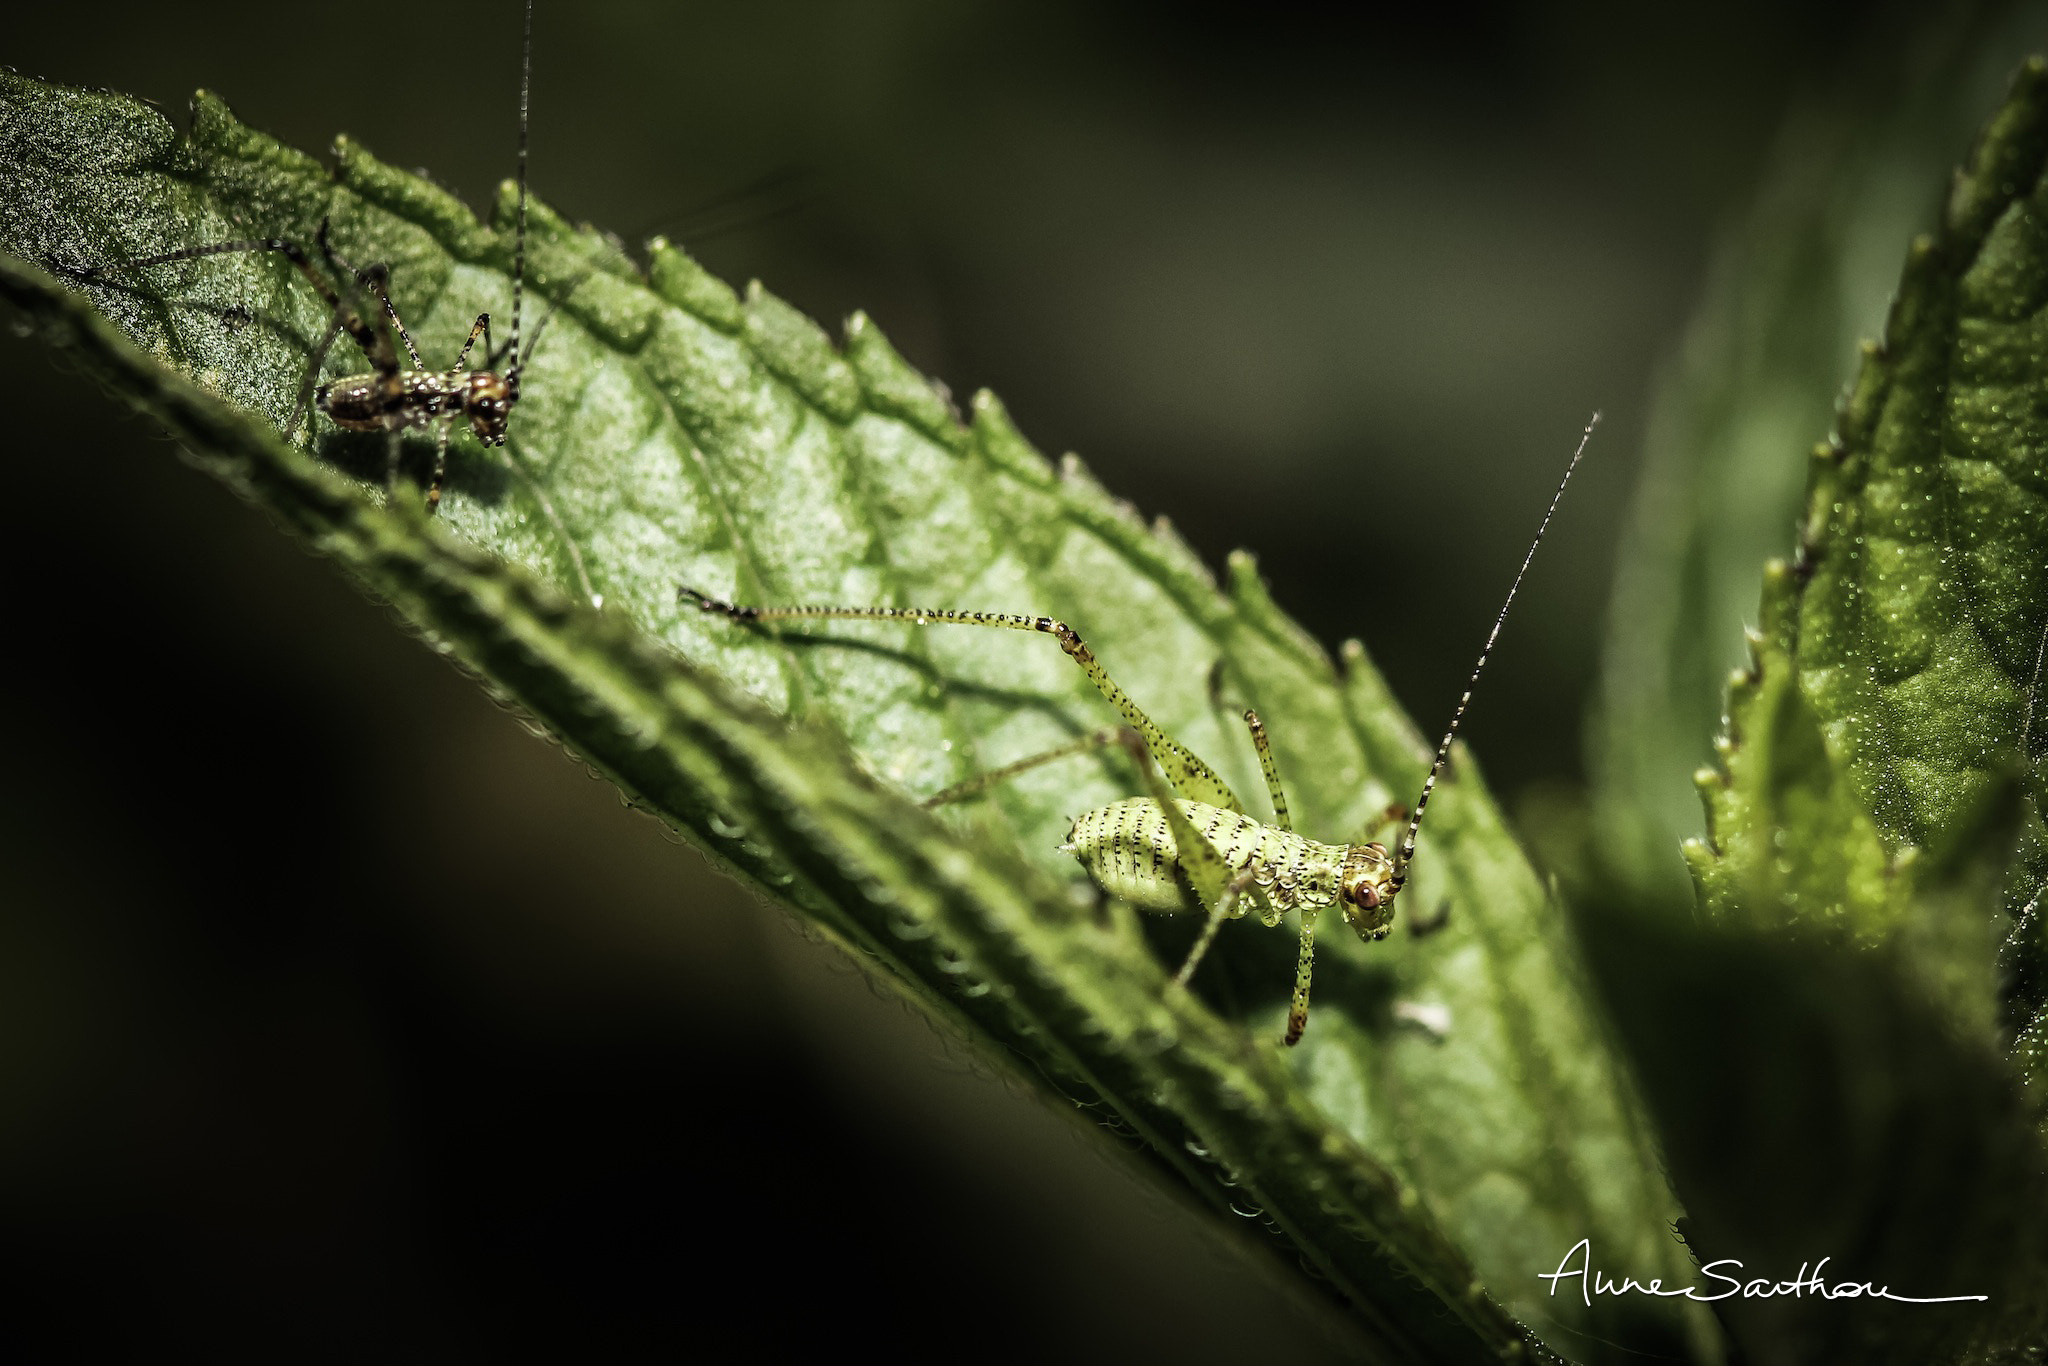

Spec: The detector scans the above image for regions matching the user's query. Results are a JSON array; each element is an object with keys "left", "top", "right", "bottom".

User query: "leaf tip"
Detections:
[
  {"left": 969, "top": 391, "right": 1055, "bottom": 486},
  {"left": 742, "top": 281, "right": 863, "bottom": 421},
  {"left": 187, "top": 88, "right": 245, "bottom": 152},
  {"left": 841, "top": 310, "right": 966, "bottom": 446},
  {"left": 1225, "top": 549, "right": 1265, "bottom": 605},
  {"left": 646, "top": 237, "right": 742, "bottom": 330}
]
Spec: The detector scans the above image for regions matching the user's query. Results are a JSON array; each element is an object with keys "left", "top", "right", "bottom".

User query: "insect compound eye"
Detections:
[{"left": 1340, "top": 861, "right": 1396, "bottom": 940}]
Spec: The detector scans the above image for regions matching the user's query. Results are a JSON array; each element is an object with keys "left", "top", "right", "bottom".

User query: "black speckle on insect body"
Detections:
[{"left": 1067, "top": 798, "right": 1344, "bottom": 919}]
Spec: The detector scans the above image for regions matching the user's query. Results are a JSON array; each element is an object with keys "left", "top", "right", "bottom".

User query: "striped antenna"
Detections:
[
  {"left": 506, "top": 0, "right": 534, "bottom": 380},
  {"left": 1391, "top": 412, "right": 1600, "bottom": 885}
]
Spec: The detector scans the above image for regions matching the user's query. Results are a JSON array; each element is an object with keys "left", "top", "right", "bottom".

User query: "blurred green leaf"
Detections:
[
  {"left": 1581, "top": 45, "right": 2048, "bottom": 1366},
  {"left": 0, "top": 72, "right": 1715, "bottom": 1362},
  {"left": 1575, "top": 892, "right": 2047, "bottom": 1366},
  {"left": 1690, "top": 51, "right": 2048, "bottom": 1035},
  {"left": 1592, "top": 3, "right": 2048, "bottom": 905}
]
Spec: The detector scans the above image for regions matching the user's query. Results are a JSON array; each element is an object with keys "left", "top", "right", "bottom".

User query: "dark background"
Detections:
[{"left": 0, "top": 0, "right": 1893, "bottom": 1357}]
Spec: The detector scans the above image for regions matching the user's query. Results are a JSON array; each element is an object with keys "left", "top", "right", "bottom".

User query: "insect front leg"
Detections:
[
  {"left": 428, "top": 421, "right": 452, "bottom": 515},
  {"left": 1230, "top": 707, "right": 1331, "bottom": 1042},
  {"left": 1286, "top": 907, "right": 1322, "bottom": 1046},
  {"left": 1232, "top": 706, "right": 1348, "bottom": 1042},
  {"left": 1240, "top": 709, "right": 1291, "bottom": 833},
  {"left": 1356, "top": 801, "right": 1408, "bottom": 844},
  {"left": 454, "top": 313, "right": 492, "bottom": 369},
  {"left": 1406, "top": 900, "right": 1452, "bottom": 939}
]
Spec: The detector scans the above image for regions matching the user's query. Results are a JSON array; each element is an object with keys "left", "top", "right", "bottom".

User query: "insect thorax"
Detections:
[
  {"left": 316, "top": 368, "right": 512, "bottom": 443},
  {"left": 1066, "top": 798, "right": 1347, "bottom": 920}
]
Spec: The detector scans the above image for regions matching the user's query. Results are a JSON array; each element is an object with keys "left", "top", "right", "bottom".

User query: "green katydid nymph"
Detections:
[{"left": 681, "top": 414, "right": 1597, "bottom": 1045}]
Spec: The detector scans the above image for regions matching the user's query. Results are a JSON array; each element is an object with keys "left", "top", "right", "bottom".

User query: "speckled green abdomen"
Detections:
[{"left": 1066, "top": 798, "right": 1348, "bottom": 918}]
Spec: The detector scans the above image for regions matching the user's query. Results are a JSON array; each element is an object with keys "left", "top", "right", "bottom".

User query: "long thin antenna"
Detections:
[
  {"left": 1391, "top": 412, "right": 1600, "bottom": 884},
  {"left": 518, "top": 265, "right": 597, "bottom": 369},
  {"left": 508, "top": 0, "right": 533, "bottom": 377}
]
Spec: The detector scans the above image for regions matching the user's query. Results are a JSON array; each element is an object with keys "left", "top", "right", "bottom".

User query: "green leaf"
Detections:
[
  {"left": 1573, "top": 892, "right": 2048, "bottom": 1366},
  {"left": 1690, "top": 53, "right": 2048, "bottom": 1032},
  {"left": 0, "top": 71, "right": 1713, "bottom": 1361},
  {"left": 1591, "top": 5, "right": 2048, "bottom": 906},
  {"left": 1578, "top": 45, "right": 2048, "bottom": 1366}
]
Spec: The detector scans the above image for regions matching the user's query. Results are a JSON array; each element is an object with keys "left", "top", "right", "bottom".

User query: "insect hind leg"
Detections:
[
  {"left": 72, "top": 235, "right": 331, "bottom": 304},
  {"left": 286, "top": 314, "right": 346, "bottom": 441},
  {"left": 1111, "top": 730, "right": 1235, "bottom": 931},
  {"left": 77, "top": 228, "right": 402, "bottom": 381},
  {"left": 313, "top": 221, "right": 414, "bottom": 372},
  {"left": 677, "top": 588, "right": 1247, "bottom": 813},
  {"left": 922, "top": 727, "right": 1123, "bottom": 809}
]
